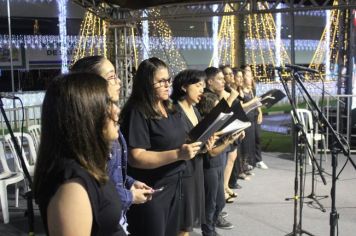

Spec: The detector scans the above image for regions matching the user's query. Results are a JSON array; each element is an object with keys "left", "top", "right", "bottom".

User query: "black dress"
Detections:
[
  {"left": 175, "top": 104, "right": 205, "bottom": 232},
  {"left": 121, "top": 108, "right": 187, "bottom": 236},
  {"left": 240, "top": 91, "right": 258, "bottom": 167},
  {"left": 37, "top": 159, "right": 126, "bottom": 236}
]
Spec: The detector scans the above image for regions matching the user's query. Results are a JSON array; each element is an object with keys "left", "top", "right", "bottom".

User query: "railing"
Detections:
[
  {"left": 1, "top": 93, "right": 355, "bottom": 152},
  {"left": 0, "top": 105, "right": 42, "bottom": 136},
  {"left": 321, "top": 95, "right": 356, "bottom": 153}
]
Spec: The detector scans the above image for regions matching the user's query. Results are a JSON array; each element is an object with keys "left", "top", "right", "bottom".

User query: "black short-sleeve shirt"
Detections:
[{"left": 121, "top": 108, "right": 187, "bottom": 184}]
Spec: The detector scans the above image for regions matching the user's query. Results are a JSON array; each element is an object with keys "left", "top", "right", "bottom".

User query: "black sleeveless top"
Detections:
[{"left": 37, "top": 159, "right": 126, "bottom": 236}]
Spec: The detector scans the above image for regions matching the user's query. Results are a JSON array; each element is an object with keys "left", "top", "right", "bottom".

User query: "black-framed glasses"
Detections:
[
  {"left": 153, "top": 77, "right": 172, "bottom": 88},
  {"left": 107, "top": 74, "right": 120, "bottom": 85}
]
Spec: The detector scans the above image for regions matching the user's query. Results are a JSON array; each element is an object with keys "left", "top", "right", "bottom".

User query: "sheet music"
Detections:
[
  {"left": 220, "top": 119, "right": 251, "bottom": 135},
  {"left": 194, "top": 112, "right": 234, "bottom": 143}
]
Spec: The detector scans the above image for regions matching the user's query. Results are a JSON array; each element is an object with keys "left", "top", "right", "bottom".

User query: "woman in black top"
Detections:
[
  {"left": 120, "top": 58, "right": 202, "bottom": 236},
  {"left": 33, "top": 73, "right": 126, "bottom": 236},
  {"left": 171, "top": 69, "right": 211, "bottom": 236}
]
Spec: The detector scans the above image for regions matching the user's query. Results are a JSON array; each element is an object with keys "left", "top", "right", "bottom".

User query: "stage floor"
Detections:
[{"left": 1, "top": 152, "right": 356, "bottom": 236}]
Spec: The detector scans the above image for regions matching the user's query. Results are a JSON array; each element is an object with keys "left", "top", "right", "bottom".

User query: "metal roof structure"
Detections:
[{"left": 72, "top": 0, "right": 356, "bottom": 22}]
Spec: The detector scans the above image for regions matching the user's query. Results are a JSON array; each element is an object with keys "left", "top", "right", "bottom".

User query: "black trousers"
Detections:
[
  {"left": 127, "top": 174, "right": 181, "bottom": 236},
  {"left": 201, "top": 165, "right": 225, "bottom": 236},
  {"left": 255, "top": 123, "right": 262, "bottom": 163}
]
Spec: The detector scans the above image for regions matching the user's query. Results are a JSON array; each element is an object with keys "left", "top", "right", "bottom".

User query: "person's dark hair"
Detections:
[
  {"left": 240, "top": 64, "right": 250, "bottom": 71},
  {"left": 196, "top": 92, "right": 219, "bottom": 117},
  {"left": 232, "top": 67, "right": 241, "bottom": 76},
  {"left": 120, "top": 57, "right": 171, "bottom": 120},
  {"left": 70, "top": 55, "right": 105, "bottom": 74},
  {"left": 171, "top": 69, "right": 206, "bottom": 103},
  {"left": 34, "top": 72, "right": 112, "bottom": 200},
  {"left": 204, "top": 67, "right": 221, "bottom": 83},
  {"left": 219, "top": 65, "right": 231, "bottom": 72}
]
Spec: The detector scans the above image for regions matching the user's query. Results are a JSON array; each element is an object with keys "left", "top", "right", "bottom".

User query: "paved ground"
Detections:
[{"left": 1, "top": 152, "right": 356, "bottom": 236}]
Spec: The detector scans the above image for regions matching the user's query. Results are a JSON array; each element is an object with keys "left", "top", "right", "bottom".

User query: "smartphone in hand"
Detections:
[{"left": 153, "top": 186, "right": 164, "bottom": 194}]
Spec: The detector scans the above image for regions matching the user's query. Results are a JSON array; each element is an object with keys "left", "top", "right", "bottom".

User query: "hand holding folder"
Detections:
[
  {"left": 189, "top": 99, "right": 250, "bottom": 146},
  {"left": 188, "top": 98, "right": 232, "bottom": 145}
]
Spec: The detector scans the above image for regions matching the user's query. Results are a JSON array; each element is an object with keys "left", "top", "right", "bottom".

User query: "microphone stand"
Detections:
[
  {"left": 0, "top": 97, "right": 35, "bottom": 235},
  {"left": 278, "top": 71, "right": 326, "bottom": 236},
  {"left": 292, "top": 71, "right": 356, "bottom": 236},
  {"left": 295, "top": 84, "right": 328, "bottom": 212}
]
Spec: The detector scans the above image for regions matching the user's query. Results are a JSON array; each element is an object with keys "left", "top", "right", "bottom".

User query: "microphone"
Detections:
[
  {"left": 0, "top": 92, "right": 20, "bottom": 99},
  {"left": 285, "top": 63, "right": 319, "bottom": 73}
]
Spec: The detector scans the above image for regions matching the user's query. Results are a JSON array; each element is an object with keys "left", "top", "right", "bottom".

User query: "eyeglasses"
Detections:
[
  {"left": 223, "top": 72, "right": 234, "bottom": 76},
  {"left": 107, "top": 74, "right": 120, "bottom": 85},
  {"left": 153, "top": 77, "right": 172, "bottom": 88}
]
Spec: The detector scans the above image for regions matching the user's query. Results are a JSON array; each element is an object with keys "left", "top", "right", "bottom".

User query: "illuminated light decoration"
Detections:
[
  {"left": 325, "top": 10, "right": 331, "bottom": 80},
  {"left": 0, "top": 34, "right": 322, "bottom": 52},
  {"left": 245, "top": 2, "right": 290, "bottom": 82},
  {"left": 294, "top": 9, "right": 326, "bottom": 17},
  {"left": 309, "top": 0, "right": 345, "bottom": 81},
  {"left": 142, "top": 11, "right": 149, "bottom": 60},
  {"left": 57, "top": 0, "right": 68, "bottom": 73},
  {"left": 275, "top": 4, "right": 281, "bottom": 67},
  {"left": 209, "top": 4, "right": 237, "bottom": 67},
  {"left": 71, "top": 10, "right": 108, "bottom": 66},
  {"left": 131, "top": 27, "right": 138, "bottom": 69},
  {"left": 0, "top": 35, "right": 105, "bottom": 49},
  {"left": 143, "top": 8, "right": 187, "bottom": 75},
  {"left": 211, "top": 4, "right": 219, "bottom": 67}
]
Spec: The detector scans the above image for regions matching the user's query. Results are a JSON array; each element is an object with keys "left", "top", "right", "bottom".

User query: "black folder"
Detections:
[
  {"left": 260, "top": 89, "right": 286, "bottom": 108},
  {"left": 188, "top": 98, "right": 233, "bottom": 144}
]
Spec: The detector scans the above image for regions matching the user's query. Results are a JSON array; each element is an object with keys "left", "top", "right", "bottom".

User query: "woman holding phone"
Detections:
[{"left": 120, "top": 58, "right": 202, "bottom": 236}]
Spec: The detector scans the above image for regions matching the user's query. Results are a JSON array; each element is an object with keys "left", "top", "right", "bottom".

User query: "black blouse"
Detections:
[
  {"left": 121, "top": 108, "right": 187, "bottom": 184},
  {"left": 37, "top": 159, "right": 125, "bottom": 236},
  {"left": 175, "top": 104, "right": 203, "bottom": 177}
]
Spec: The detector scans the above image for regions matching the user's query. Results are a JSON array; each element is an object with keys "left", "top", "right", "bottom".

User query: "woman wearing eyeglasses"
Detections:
[
  {"left": 71, "top": 56, "right": 153, "bottom": 233},
  {"left": 120, "top": 57, "right": 202, "bottom": 236}
]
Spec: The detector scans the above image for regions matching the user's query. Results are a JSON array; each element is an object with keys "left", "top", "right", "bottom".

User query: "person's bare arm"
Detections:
[{"left": 47, "top": 179, "right": 92, "bottom": 236}]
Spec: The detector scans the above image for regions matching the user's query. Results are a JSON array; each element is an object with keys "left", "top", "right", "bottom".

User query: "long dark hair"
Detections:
[
  {"left": 33, "top": 73, "right": 111, "bottom": 200},
  {"left": 120, "top": 57, "right": 172, "bottom": 120},
  {"left": 171, "top": 69, "right": 206, "bottom": 103},
  {"left": 70, "top": 55, "right": 105, "bottom": 74}
]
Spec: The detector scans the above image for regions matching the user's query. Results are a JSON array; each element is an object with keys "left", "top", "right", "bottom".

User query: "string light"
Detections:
[
  {"left": 57, "top": 0, "right": 68, "bottom": 73},
  {"left": 71, "top": 10, "right": 108, "bottom": 66},
  {"left": 309, "top": 0, "right": 344, "bottom": 81},
  {"left": 142, "top": 11, "right": 149, "bottom": 60},
  {"left": 0, "top": 35, "right": 322, "bottom": 52},
  {"left": 141, "top": 8, "right": 187, "bottom": 75},
  {"left": 211, "top": 4, "right": 219, "bottom": 67},
  {"left": 209, "top": 4, "right": 235, "bottom": 67},
  {"left": 244, "top": 2, "right": 291, "bottom": 82}
]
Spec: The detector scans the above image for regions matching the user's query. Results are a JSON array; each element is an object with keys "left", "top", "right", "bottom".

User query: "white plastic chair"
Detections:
[
  {"left": 0, "top": 141, "right": 25, "bottom": 223},
  {"left": 27, "top": 124, "right": 41, "bottom": 151},
  {"left": 3, "top": 133, "right": 37, "bottom": 176},
  {"left": 291, "top": 108, "right": 327, "bottom": 164}
]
